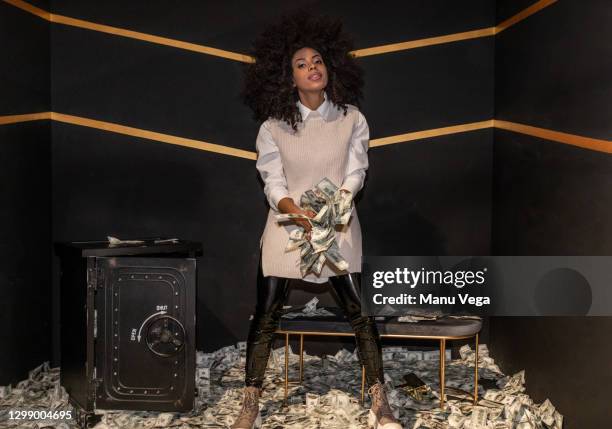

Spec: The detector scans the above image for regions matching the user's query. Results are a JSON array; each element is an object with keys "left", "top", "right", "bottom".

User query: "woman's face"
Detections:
[{"left": 291, "top": 47, "right": 328, "bottom": 93}]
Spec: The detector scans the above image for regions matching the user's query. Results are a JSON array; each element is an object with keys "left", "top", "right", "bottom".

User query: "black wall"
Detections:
[
  {"left": 40, "top": 0, "right": 495, "bottom": 363},
  {"left": 0, "top": 1, "right": 51, "bottom": 384},
  {"left": 490, "top": 1, "right": 612, "bottom": 428}
]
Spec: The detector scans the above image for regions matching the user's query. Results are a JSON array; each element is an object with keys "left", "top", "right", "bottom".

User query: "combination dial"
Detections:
[{"left": 145, "top": 315, "right": 185, "bottom": 357}]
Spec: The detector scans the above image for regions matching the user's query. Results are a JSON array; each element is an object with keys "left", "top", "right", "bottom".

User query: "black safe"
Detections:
[{"left": 54, "top": 239, "right": 202, "bottom": 418}]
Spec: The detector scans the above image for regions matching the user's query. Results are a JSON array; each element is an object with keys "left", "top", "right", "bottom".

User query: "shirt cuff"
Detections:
[
  {"left": 340, "top": 175, "right": 363, "bottom": 197},
  {"left": 269, "top": 187, "right": 290, "bottom": 212}
]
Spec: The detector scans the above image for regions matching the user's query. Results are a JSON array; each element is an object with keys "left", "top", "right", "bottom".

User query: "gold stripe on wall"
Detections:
[
  {"left": 0, "top": 112, "right": 51, "bottom": 125},
  {"left": 3, "top": 0, "right": 48, "bottom": 19},
  {"left": 3, "top": 0, "right": 253, "bottom": 63},
  {"left": 49, "top": 16, "right": 253, "bottom": 63},
  {"left": 352, "top": 28, "right": 495, "bottom": 58},
  {"left": 353, "top": 0, "right": 558, "bottom": 57},
  {"left": 4, "top": 0, "right": 557, "bottom": 60},
  {"left": 371, "top": 120, "right": 494, "bottom": 147},
  {"left": 1, "top": 113, "right": 610, "bottom": 155},
  {"left": 495, "top": 0, "right": 558, "bottom": 34},
  {"left": 52, "top": 112, "right": 256, "bottom": 160},
  {"left": 494, "top": 120, "right": 612, "bottom": 154}
]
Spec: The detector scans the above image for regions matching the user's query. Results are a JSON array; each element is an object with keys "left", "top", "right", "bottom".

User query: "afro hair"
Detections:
[{"left": 241, "top": 9, "right": 365, "bottom": 132}]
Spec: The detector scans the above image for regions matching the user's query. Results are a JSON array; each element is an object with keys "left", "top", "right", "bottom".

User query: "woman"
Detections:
[{"left": 234, "top": 10, "right": 403, "bottom": 429}]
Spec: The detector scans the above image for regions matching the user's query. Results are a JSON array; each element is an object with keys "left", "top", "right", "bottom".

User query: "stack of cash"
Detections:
[
  {"left": 397, "top": 308, "right": 445, "bottom": 323},
  {"left": 274, "top": 177, "right": 354, "bottom": 276},
  {"left": 107, "top": 236, "right": 145, "bottom": 246},
  {"left": 397, "top": 310, "right": 482, "bottom": 324},
  {"left": 107, "top": 236, "right": 179, "bottom": 246},
  {"left": 281, "top": 297, "right": 336, "bottom": 319},
  {"left": 0, "top": 342, "right": 563, "bottom": 429}
]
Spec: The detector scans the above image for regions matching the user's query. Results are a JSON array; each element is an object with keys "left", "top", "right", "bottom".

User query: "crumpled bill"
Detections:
[{"left": 274, "top": 177, "right": 353, "bottom": 277}]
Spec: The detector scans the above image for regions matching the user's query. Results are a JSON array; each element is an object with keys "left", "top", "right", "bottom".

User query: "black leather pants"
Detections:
[{"left": 245, "top": 258, "right": 384, "bottom": 388}]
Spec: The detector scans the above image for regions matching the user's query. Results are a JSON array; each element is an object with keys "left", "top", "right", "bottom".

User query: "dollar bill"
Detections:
[
  {"left": 107, "top": 235, "right": 145, "bottom": 245},
  {"left": 275, "top": 177, "right": 354, "bottom": 276},
  {"left": 281, "top": 297, "right": 336, "bottom": 319}
]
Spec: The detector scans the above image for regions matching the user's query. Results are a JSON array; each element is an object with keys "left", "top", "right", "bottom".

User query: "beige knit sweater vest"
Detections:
[{"left": 259, "top": 104, "right": 363, "bottom": 281}]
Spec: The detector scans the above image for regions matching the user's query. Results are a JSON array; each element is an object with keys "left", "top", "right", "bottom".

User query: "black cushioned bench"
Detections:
[{"left": 276, "top": 307, "right": 482, "bottom": 407}]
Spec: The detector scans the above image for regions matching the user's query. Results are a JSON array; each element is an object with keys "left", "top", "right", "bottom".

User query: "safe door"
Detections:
[{"left": 93, "top": 256, "right": 195, "bottom": 411}]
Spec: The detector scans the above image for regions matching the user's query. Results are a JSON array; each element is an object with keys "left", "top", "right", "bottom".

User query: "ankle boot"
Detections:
[
  {"left": 367, "top": 382, "right": 403, "bottom": 429},
  {"left": 230, "top": 386, "right": 262, "bottom": 429}
]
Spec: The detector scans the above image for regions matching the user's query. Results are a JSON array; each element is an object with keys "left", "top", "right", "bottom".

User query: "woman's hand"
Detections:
[
  {"left": 293, "top": 207, "right": 317, "bottom": 234},
  {"left": 278, "top": 197, "right": 317, "bottom": 233}
]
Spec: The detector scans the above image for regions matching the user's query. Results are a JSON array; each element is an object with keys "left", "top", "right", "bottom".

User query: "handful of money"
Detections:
[{"left": 274, "top": 177, "right": 354, "bottom": 276}]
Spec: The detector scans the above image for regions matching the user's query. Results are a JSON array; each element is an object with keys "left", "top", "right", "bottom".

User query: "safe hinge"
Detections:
[
  {"left": 91, "top": 367, "right": 103, "bottom": 387},
  {"left": 87, "top": 267, "right": 105, "bottom": 291}
]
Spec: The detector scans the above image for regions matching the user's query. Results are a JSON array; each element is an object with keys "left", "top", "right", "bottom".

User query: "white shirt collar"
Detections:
[{"left": 296, "top": 91, "right": 333, "bottom": 121}]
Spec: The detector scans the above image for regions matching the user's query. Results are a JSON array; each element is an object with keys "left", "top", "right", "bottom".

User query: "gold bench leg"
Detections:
[
  {"left": 299, "top": 334, "right": 304, "bottom": 383},
  {"left": 284, "top": 332, "right": 289, "bottom": 405},
  {"left": 440, "top": 338, "right": 446, "bottom": 409},
  {"left": 474, "top": 332, "right": 479, "bottom": 404}
]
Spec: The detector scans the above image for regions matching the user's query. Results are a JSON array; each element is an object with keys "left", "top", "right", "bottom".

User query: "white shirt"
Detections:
[
  {"left": 256, "top": 90, "right": 370, "bottom": 211},
  {"left": 255, "top": 90, "right": 370, "bottom": 283}
]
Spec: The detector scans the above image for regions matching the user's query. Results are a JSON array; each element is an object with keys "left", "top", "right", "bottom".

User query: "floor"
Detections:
[{"left": 0, "top": 343, "right": 562, "bottom": 428}]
